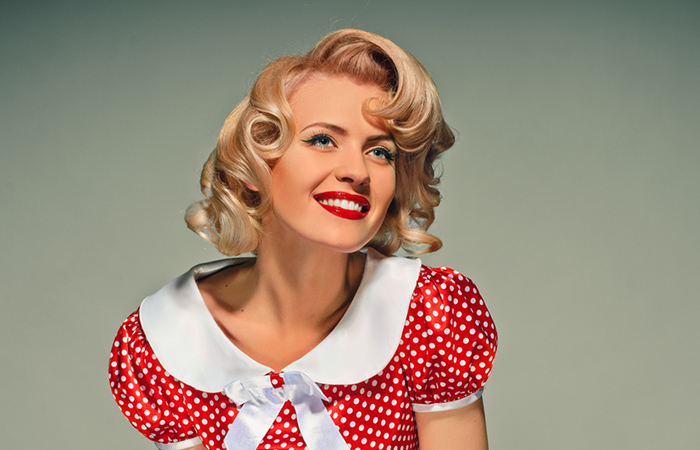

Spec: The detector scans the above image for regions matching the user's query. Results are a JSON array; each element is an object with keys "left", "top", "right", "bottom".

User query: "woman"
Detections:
[{"left": 109, "top": 29, "right": 497, "bottom": 450}]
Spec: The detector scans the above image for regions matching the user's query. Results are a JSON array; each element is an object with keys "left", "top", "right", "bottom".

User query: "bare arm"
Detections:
[{"left": 414, "top": 397, "right": 489, "bottom": 450}]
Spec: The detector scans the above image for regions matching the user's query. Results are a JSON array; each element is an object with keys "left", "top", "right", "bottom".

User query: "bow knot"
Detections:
[{"left": 222, "top": 371, "right": 348, "bottom": 450}]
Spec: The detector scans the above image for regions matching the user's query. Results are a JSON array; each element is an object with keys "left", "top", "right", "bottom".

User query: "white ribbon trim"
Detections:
[
  {"left": 223, "top": 372, "right": 350, "bottom": 450},
  {"left": 411, "top": 388, "right": 484, "bottom": 412},
  {"left": 153, "top": 436, "right": 202, "bottom": 450}
]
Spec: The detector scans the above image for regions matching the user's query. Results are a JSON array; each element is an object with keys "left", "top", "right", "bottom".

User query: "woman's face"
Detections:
[{"left": 265, "top": 75, "right": 396, "bottom": 253}]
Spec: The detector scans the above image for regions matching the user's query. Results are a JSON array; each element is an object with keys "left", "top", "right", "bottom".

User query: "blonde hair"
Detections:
[{"left": 186, "top": 29, "right": 455, "bottom": 256}]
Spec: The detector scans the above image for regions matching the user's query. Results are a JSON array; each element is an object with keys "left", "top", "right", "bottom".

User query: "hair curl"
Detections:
[{"left": 186, "top": 29, "right": 455, "bottom": 256}]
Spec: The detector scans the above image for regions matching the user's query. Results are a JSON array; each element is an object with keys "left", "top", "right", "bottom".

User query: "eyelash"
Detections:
[
  {"left": 302, "top": 134, "right": 335, "bottom": 148},
  {"left": 301, "top": 133, "right": 397, "bottom": 162},
  {"left": 369, "top": 147, "right": 396, "bottom": 162}
]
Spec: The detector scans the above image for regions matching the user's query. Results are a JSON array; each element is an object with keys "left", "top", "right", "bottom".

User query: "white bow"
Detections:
[{"left": 223, "top": 371, "right": 350, "bottom": 450}]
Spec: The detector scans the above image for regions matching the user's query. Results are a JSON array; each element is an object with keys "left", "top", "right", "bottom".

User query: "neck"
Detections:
[{"left": 251, "top": 236, "right": 365, "bottom": 328}]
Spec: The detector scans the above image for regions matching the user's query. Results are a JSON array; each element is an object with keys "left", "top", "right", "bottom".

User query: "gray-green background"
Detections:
[{"left": 1, "top": 0, "right": 698, "bottom": 448}]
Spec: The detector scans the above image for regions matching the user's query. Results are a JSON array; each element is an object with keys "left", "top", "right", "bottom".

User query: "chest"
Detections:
[
  {"left": 200, "top": 282, "right": 352, "bottom": 373},
  {"left": 213, "top": 315, "right": 349, "bottom": 373}
]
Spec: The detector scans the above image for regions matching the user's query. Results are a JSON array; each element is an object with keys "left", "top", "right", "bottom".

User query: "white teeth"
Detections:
[{"left": 319, "top": 198, "right": 364, "bottom": 212}]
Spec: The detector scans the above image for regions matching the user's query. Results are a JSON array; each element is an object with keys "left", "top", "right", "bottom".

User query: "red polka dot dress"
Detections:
[{"left": 109, "top": 250, "right": 497, "bottom": 450}]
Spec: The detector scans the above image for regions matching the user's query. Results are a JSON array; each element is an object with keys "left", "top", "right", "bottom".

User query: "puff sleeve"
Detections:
[
  {"left": 404, "top": 266, "right": 498, "bottom": 412},
  {"left": 109, "top": 310, "right": 201, "bottom": 450}
]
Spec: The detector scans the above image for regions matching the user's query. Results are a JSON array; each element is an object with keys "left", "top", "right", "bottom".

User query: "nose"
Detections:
[{"left": 335, "top": 148, "right": 370, "bottom": 187}]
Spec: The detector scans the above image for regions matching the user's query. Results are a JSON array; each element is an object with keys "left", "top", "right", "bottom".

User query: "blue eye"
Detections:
[
  {"left": 302, "top": 134, "right": 335, "bottom": 148},
  {"left": 369, "top": 147, "right": 396, "bottom": 162}
]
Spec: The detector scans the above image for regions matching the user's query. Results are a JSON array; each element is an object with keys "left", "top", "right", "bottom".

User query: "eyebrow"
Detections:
[
  {"left": 367, "top": 134, "right": 394, "bottom": 143},
  {"left": 301, "top": 122, "right": 347, "bottom": 136},
  {"left": 301, "top": 122, "right": 394, "bottom": 144}
]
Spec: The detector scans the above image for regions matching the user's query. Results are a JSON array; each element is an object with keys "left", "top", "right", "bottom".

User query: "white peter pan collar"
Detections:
[{"left": 139, "top": 249, "right": 422, "bottom": 392}]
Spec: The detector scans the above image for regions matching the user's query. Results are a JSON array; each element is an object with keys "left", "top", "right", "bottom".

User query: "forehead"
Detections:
[{"left": 288, "top": 75, "right": 389, "bottom": 131}]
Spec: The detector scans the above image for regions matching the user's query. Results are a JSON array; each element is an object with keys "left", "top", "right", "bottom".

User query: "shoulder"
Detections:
[
  {"left": 108, "top": 308, "right": 169, "bottom": 397},
  {"left": 412, "top": 265, "right": 492, "bottom": 322},
  {"left": 410, "top": 264, "right": 496, "bottom": 341},
  {"left": 414, "top": 265, "right": 478, "bottom": 293},
  {"left": 115, "top": 308, "right": 145, "bottom": 340},
  {"left": 109, "top": 309, "right": 150, "bottom": 374}
]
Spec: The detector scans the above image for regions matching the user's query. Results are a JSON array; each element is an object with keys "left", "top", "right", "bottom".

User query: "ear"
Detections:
[{"left": 244, "top": 181, "right": 259, "bottom": 192}]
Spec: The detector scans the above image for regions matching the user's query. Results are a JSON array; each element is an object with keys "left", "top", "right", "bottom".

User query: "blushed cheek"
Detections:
[
  {"left": 269, "top": 159, "right": 297, "bottom": 199},
  {"left": 382, "top": 174, "right": 397, "bottom": 210}
]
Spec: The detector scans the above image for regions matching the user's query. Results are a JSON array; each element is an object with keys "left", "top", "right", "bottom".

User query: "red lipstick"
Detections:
[{"left": 314, "top": 191, "right": 370, "bottom": 220}]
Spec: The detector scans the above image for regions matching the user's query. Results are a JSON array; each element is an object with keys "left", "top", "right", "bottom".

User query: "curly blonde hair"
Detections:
[{"left": 185, "top": 29, "right": 455, "bottom": 256}]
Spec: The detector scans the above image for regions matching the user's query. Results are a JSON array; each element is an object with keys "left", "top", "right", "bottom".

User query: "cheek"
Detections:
[
  {"left": 270, "top": 152, "right": 305, "bottom": 194},
  {"left": 376, "top": 170, "right": 397, "bottom": 206},
  {"left": 272, "top": 147, "right": 324, "bottom": 185}
]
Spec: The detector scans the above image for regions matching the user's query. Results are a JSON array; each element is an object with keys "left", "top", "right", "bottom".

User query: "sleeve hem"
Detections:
[
  {"left": 153, "top": 436, "right": 202, "bottom": 450},
  {"left": 411, "top": 388, "right": 483, "bottom": 412}
]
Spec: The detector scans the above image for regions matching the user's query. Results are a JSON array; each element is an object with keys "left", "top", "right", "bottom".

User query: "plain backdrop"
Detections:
[{"left": 1, "top": 0, "right": 698, "bottom": 449}]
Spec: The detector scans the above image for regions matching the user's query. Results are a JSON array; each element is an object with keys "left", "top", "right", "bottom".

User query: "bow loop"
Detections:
[
  {"left": 223, "top": 376, "right": 284, "bottom": 407},
  {"left": 222, "top": 371, "right": 349, "bottom": 450}
]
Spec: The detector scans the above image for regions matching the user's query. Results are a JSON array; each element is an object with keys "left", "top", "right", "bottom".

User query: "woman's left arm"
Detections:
[{"left": 414, "top": 398, "right": 489, "bottom": 450}]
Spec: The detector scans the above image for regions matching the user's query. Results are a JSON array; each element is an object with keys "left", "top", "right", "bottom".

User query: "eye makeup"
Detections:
[
  {"left": 300, "top": 127, "right": 397, "bottom": 163},
  {"left": 302, "top": 133, "right": 336, "bottom": 148},
  {"left": 367, "top": 147, "right": 397, "bottom": 162}
]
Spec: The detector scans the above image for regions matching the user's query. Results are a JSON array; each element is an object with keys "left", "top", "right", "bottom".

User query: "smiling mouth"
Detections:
[{"left": 314, "top": 192, "right": 370, "bottom": 220}]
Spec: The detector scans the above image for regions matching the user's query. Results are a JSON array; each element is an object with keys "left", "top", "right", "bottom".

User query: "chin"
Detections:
[
  {"left": 309, "top": 231, "right": 378, "bottom": 254},
  {"left": 319, "top": 240, "right": 372, "bottom": 254}
]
